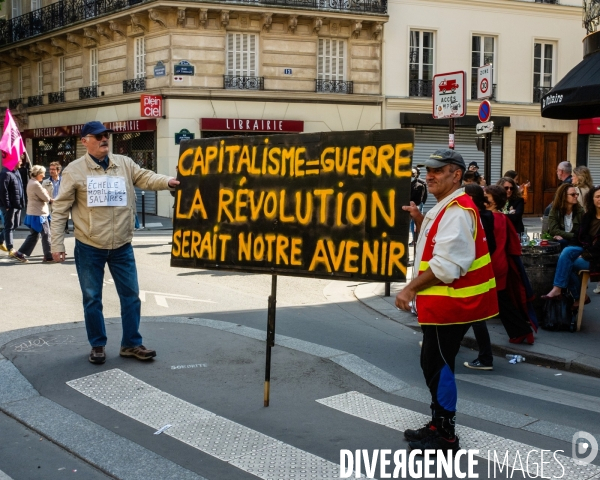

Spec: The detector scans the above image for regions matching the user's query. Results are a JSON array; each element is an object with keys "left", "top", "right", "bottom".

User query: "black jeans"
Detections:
[
  {"left": 471, "top": 321, "right": 493, "bottom": 366},
  {"left": 0, "top": 207, "right": 21, "bottom": 250},
  {"left": 421, "top": 323, "right": 470, "bottom": 418},
  {"left": 497, "top": 290, "right": 532, "bottom": 338},
  {"left": 18, "top": 222, "right": 52, "bottom": 260}
]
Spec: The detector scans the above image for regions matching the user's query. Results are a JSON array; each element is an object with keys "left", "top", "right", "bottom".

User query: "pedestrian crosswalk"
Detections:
[
  {"left": 67, "top": 369, "right": 345, "bottom": 479},
  {"left": 67, "top": 369, "right": 600, "bottom": 480},
  {"left": 317, "top": 391, "right": 600, "bottom": 480}
]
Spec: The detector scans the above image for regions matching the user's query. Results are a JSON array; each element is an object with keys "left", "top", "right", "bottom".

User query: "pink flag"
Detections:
[{"left": 0, "top": 109, "right": 25, "bottom": 171}]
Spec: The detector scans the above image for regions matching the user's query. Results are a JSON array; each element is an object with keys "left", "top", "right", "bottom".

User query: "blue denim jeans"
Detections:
[
  {"left": 0, "top": 206, "right": 20, "bottom": 250},
  {"left": 75, "top": 240, "right": 142, "bottom": 348},
  {"left": 553, "top": 246, "right": 590, "bottom": 300}
]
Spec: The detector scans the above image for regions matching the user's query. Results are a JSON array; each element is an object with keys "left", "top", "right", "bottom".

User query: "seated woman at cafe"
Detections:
[
  {"left": 543, "top": 185, "right": 600, "bottom": 309},
  {"left": 548, "top": 183, "right": 583, "bottom": 250}
]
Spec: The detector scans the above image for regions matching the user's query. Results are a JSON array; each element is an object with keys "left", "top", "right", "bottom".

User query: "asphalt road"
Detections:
[{"left": 1, "top": 230, "right": 599, "bottom": 480}]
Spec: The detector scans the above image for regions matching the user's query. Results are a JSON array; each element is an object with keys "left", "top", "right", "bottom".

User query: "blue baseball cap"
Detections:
[{"left": 81, "top": 121, "right": 113, "bottom": 138}]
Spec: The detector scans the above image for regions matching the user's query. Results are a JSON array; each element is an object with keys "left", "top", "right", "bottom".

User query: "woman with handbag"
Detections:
[
  {"left": 548, "top": 183, "right": 583, "bottom": 250},
  {"left": 543, "top": 185, "right": 600, "bottom": 309}
]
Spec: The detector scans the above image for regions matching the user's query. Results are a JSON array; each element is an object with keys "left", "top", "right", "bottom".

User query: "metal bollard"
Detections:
[
  {"left": 384, "top": 282, "right": 391, "bottom": 297},
  {"left": 141, "top": 191, "right": 146, "bottom": 228}
]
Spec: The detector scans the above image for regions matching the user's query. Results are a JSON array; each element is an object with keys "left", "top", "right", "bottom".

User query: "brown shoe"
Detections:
[
  {"left": 119, "top": 345, "right": 156, "bottom": 360},
  {"left": 89, "top": 346, "right": 106, "bottom": 364}
]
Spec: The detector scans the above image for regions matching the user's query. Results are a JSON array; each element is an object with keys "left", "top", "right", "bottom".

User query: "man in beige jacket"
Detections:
[{"left": 51, "top": 121, "right": 179, "bottom": 365}]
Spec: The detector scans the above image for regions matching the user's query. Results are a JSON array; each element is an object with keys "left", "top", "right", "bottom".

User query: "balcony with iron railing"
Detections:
[
  {"left": 9, "top": 98, "right": 24, "bottom": 109},
  {"left": 123, "top": 77, "right": 146, "bottom": 93},
  {"left": 48, "top": 91, "right": 65, "bottom": 104},
  {"left": 79, "top": 85, "right": 98, "bottom": 99},
  {"left": 28, "top": 94, "right": 44, "bottom": 107},
  {"left": 0, "top": 0, "right": 387, "bottom": 46},
  {"left": 470, "top": 81, "right": 497, "bottom": 101},
  {"left": 315, "top": 79, "right": 353, "bottom": 94},
  {"left": 408, "top": 79, "right": 432, "bottom": 98},
  {"left": 533, "top": 86, "right": 552, "bottom": 103},
  {"left": 224, "top": 75, "right": 264, "bottom": 90}
]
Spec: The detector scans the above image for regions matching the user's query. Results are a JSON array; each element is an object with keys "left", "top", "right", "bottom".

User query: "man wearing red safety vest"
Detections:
[{"left": 396, "top": 149, "right": 498, "bottom": 454}]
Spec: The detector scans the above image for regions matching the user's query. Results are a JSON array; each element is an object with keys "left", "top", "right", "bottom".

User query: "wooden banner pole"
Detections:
[{"left": 264, "top": 274, "right": 278, "bottom": 407}]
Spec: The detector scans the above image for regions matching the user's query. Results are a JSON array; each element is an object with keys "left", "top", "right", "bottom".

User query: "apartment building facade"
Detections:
[
  {"left": 0, "top": 0, "right": 387, "bottom": 216},
  {"left": 383, "top": 0, "right": 585, "bottom": 214}
]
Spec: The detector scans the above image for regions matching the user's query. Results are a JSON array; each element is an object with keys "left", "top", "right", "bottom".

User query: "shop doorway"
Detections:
[
  {"left": 515, "top": 132, "right": 568, "bottom": 215},
  {"left": 32, "top": 137, "right": 78, "bottom": 170},
  {"left": 113, "top": 131, "right": 157, "bottom": 215}
]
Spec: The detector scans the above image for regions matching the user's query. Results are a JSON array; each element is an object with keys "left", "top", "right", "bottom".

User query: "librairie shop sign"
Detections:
[
  {"left": 171, "top": 129, "right": 413, "bottom": 282},
  {"left": 201, "top": 118, "right": 304, "bottom": 133}
]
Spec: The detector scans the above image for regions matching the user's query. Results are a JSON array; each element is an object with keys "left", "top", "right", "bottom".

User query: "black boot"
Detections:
[
  {"left": 404, "top": 404, "right": 437, "bottom": 442},
  {"left": 408, "top": 413, "right": 460, "bottom": 453}
]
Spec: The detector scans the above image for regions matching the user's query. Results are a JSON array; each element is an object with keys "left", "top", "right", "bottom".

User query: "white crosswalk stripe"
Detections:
[
  {"left": 316, "top": 391, "right": 600, "bottom": 480},
  {"left": 67, "top": 369, "right": 350, "bottom": 479}
]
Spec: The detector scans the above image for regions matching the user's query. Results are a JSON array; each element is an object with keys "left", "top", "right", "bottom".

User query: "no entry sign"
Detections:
[{"left": 478, "top": 100, "right": 492, "bottom": 123}]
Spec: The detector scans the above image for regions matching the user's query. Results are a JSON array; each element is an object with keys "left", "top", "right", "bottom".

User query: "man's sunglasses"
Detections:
[
  {"left": 504, "top": 186, "right": 514, "bottom": 191},
  {"left": 85, "top": 133, "right": 110, "bottom": 141}
]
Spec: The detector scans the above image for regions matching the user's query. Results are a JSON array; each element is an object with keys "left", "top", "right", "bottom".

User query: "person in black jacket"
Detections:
[
  {"left": 497, "top": 176, "right": 524, "bottom": 235},
  {"left": 0, "top": 154, "right": 25, "bottom": 254},
  {"left": 463, "top": 184, "right": 496, "bottom": 370},
  {"left": 409, "top": 168, "right": 427, "bottom": 245}
]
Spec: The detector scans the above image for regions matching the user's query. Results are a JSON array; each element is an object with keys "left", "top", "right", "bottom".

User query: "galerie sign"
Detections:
[
  {"left": 171, "top": 130, "right": 413, "bottom": 282},
  {"left": 87, "top": 176, "right": 128, "bottom": 207}
]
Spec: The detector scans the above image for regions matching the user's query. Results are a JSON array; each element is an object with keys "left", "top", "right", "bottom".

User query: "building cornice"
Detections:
[
  {"left": 18, "top": 89, "right": 383, "bottom": 117},
  {"left": 0, "top": 1, "right": 388, "bottom": 54},
  {"left": 392, "top": 0, "right": 582, "bottom": 18}
]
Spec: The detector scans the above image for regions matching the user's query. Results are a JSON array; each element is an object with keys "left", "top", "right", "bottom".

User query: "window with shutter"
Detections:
[
  {"left": 317, "top": 38, "right": 346, "bottom": 81},
  {"left": 226, "top": 33, "right": 258, "bottom": 77},
  {"left": 59, "top": 57, "right": 65, "bottom": 92},
  {"left": 135, "top": 37, "right": 146, "bottom": 78},
  {"left": 12, "top": 0, "right": 22, "bottom": 18},
  {"left": 90, "top": 48, "right": 98, "bottom": 86},
  {"left": 38, "top": 62, "right": 43, "bottom": 95}
]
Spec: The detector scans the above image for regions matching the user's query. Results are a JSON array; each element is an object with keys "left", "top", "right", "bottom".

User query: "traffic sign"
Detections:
[
  {"left": 432, "top": 71, "right": 466, "bottom": 119},
  {"left": 477, "top": 65, "right": 493, "bottom": 100},
  {"left": 478, "top": 100, "right": 492, "bottom": 123},
  {"left": 476, "top": 121, "right": 494, "bottom": 134}
]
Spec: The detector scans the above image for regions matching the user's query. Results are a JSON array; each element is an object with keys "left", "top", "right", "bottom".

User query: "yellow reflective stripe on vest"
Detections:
[
  {"left": 418, "top": 277, "right": 497, "bottom": 298},
  {"left": 418, "top": 252, "right": 491, "bottom": 273}
]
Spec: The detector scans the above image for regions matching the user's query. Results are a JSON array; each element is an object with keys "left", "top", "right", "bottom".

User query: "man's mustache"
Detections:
[{"left": 100, "top": 142, "right": 108, "bottom": 147}]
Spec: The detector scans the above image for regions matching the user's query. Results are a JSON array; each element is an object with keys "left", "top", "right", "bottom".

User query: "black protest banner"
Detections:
[{"left": 171, "top": 129, "right": 413, "bottom": 282}]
